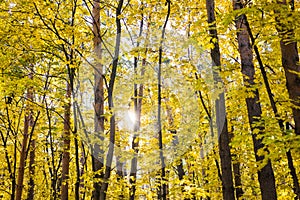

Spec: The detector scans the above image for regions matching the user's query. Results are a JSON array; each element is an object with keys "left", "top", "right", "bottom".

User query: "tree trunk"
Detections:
[
  {"left": 234, "top": 1, "right": 300, "bottom": 198},
  {"left": 99, "top": 0, "right": 123, "bottom": 199},
  {"left": 165, "top": 100, "right": 185, "bottom": 181},
  {"left": 286, "top": 123, "right": 300, "bottom": 200},
  {"left": 61, "top": 81, "right": 72, "bottom": 200},
  {"left": 26, "top": 139, "right": 35, "bottom": 200},
  {"left": 92, "top": 0, "right": 105, "bottom": 199},
  {"left": 233, "top": 162, "right": 243, "bottom": 199},
  {"left": 205, "top": 1, "right": 235, "bottom": 200},
  {"left": 129, "top": 62, "right": 144, "bottom": 199},
  {"left": 74, "top": 136, "right": 80, "bottom": 200},
  {"left": 233, "top": 1, "right": 277, "bottom": 199},
  {"left": 276, "top": 0, "right": 300, "bottom": 137},
  {"left": 229, "top": 125, "right": 244, "bottom": 199},
  {"left": 80, "top": 143, "right": 87, "bottom": 200},
  {"left": 129, "top": 10, "right": 146, "bottom": 200},
  {"left": 165, "top": 100, "right": 187, "bottom": 199},
  {"left": 157, "top": 1, "right": 171, "bottom": 199},
  {"left": 275, "top": 8, "right": 300, "bottom": 197},
  {"left": 15, "top": 73, "right": 34, "bottom": 200}
]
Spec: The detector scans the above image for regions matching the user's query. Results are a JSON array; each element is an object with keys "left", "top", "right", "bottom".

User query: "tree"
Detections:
[
  {"left": 276, "top": 0, "right": 300, "bottom": 137},
  {"left": 205, "top": 0, "right": 235, "bottom": 199},
  {"left": 99, "top": 0, "right": 124, "bottom": 199},
  {"left": 91, "top": 0, "right": 105, "bottom": 199},
  {"left": 1, "top": 0, "right": 300, "bottom": 199},
  {"left": 156, "top": 1, "right": 171, "bottom": 199},
  {"left": 15, "top": 73, "right": 34, "bottom": 200},
  {"left": 233, "top": 1, "right": 277, "bottom": 199},
  {"left": 129, "top": 7, "right": 146, "bottom": 199}
]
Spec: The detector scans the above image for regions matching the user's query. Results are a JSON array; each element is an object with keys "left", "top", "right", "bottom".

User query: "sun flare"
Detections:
[{"left": 128, "top": 110, "right": 136, "bottom": 123}]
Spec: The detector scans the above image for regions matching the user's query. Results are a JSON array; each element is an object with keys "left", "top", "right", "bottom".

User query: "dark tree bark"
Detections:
[
  {"left": 233, "top": 162, "right": 243, "bottom": 199},
  {"left": 99, "top": 0, "right": 123, "bottom": 199},
  {"left": 92, "top": 0, "right": 105, "bottom": 199},
  {"left": 26, "top": 139, "right": 35, "bottom": 200},
  {"left": 157, "top": 1, "right": 171, "bottom": 199},
  {"left": 229, "top": 125, "right": 244, "bottom": 199},
  {"left": 286, "top": 123, "right": 300, "bottom": 200},
  {"left": 235, "top": 1, "right": 299, "bottom": 198},
  {"left": 233, "top": 1, "right": 277, "bottom": 199},
  {"left": 0, "top": 120, "right": 15, "bottom": 200},
  {"left": 275, "top": 7, "right": 300, "bottom": 197},
  {"left": 276, "top": 0, "right": 300, "bottom": 137},
  {"left": 205, "top": 0, "right": 235, "bottom": 200}
]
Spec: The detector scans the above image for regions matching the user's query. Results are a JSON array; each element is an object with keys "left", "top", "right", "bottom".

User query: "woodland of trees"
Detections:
[{"left": 0, "top": 0, "right": 300, "bottom": 199}]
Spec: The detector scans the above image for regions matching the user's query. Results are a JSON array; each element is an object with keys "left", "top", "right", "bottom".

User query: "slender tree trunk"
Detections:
[
  {"left": 12, "top": 134, "right": 17, "bottom": 200},
  {"left": 233, "top": 162, "right": 243, "bottom": 199},
  {"left": 99, "top": 1, "right": 123, "bottom": 199},
  {"left": 129, "top": 10, "right": 146, "bottom": 200},
  {"left": 92, "top": 1, "right": 105, "bottom": 199},
  {"left": 233, "top": 1, "right": 277, "bottom": 199},
  {"left": 26, "top": 72, "right": 48, "bottom": 200},
  {"left": 45, "top": 101, "right": 60, "bottom": 200},
  {"left": 0, "top": 124, "right": 14, "bottom": 200},
  {"left": 15, "top": 115, "right": 30, "bottom": 200},
  {"left": 26, "top": 139, "right": 35, "bottom": 200},
  {"left": 129, "top": 63, "right": 144, "bottom": 200},
  {"left": 4, "top": 103, "right": 17, "bottom": 200},
  {"left": 61, "top": 0, "right": 77, "bottom": 197},
  {"left": 61, "top": 80, "right": 72, "bottom": 200},
  {"left": 229, "top": 125, "right": 244, "bottom": 199},
  {"left": 79, "top": 143, "right": 87, "bottom": 200},
  {"left": 205, "top": 1, "right": 235, "bottom": 200},
  {"left": 157, "top": 1, "right": 171, "bottom": 199},
  {"left": 195, "top": 75, "right": 218, "bottom": 200},
  {"left": 15, "top": 73, "right": 34, "bottom": 200},
  {"left": 74, "top": 125, "right": 80, "bottom": 200},
  {"left": 165, "top": 100, "right": 187, "bottom": 199},
  {"left": 165, "top": 100, "right": 185, "bottom": 181}
]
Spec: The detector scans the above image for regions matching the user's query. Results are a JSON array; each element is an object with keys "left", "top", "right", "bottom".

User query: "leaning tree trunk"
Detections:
[
  {"left": 205, "top": 0, "right": 235, "bottom": 200},
  {"left": 233, "top": 1, "right": 277, "bottom": 199},
  {"left": 92, "top": 0, "right": 105, "bottom": 199}
]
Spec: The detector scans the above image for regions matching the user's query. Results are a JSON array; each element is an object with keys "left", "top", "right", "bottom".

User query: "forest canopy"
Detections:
[{"left": 0, "top": 0, "right": 300, "bottom": 199}]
